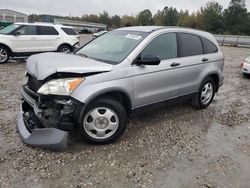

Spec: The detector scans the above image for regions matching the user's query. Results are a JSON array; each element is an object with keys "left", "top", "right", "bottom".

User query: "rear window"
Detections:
[
  {"left": 201, "top": 38, "right": 218, "bottom": 54},
  {"left": 61, "top": 27, "right": 77, "bottom": 35},
  {"left": 37, "top": 26, "right": 59, "bottom": 35},
  {"left": 178, "top": 33, "right": 203, "bottom": 57}
]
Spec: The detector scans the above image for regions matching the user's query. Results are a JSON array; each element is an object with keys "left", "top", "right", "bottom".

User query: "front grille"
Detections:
[
  {"left": 23, "top": 85, "right": 39, "bottom": 102},
  {"left": 27, "top": 74, "right": 44, "bottom": 92},
  {"left": 21, "top": 86, "right": 38, "bottom": 107}
]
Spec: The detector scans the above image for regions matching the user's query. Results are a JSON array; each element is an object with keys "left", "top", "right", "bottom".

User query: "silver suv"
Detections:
[{"left": 17, "top": 26, "right": 224, "bottom": 150}]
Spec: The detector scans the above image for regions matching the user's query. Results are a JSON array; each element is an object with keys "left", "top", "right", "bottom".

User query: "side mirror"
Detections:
[
  {"left": 14, "top": 31, "right": 21, "bottom": 36},
  {"left": 135, "top": 55, "right": 161, "bottom": 66}
]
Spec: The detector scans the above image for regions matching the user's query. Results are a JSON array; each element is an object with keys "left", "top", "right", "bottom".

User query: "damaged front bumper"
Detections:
[
  {"left": 17, "top": 85, "right": 80, "bottom": 150},
  {"left": 17, "top": 101, "right": 69, "bottom": 150}
]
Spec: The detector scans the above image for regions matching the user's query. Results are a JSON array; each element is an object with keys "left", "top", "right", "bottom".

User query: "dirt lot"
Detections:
[{"left": 0, "top": 46, "right": 250, "bottom": 188}]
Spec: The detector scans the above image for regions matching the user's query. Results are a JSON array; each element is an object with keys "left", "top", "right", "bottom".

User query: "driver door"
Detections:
[
  {"left": 11, "top": 25, "right": 40, "bottom": 53},
  {"left": 133, "top": 32, "right": 183, "bottom": 108}
]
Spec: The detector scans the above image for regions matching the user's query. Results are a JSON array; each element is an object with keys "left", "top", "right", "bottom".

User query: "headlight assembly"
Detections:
[{"left": 38, "top": 77, "right": 85, "bottom": 96}]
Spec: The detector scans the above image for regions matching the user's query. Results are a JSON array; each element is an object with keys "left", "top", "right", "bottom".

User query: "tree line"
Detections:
[{"left": 29, "top": 0, "right": 250, "bottom": 35}]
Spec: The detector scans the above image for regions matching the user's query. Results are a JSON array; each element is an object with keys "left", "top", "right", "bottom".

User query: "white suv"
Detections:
[{"left": 0, "top": 22, "right": 79, "bottom": 63}]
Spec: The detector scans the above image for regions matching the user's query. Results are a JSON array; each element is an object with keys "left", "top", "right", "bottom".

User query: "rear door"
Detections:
[
  {"left": 36, "top": 26, "right": 60, "bottom": 52},
  {"left": 176, "top": 33, "right": 208, "bottom": 95}
]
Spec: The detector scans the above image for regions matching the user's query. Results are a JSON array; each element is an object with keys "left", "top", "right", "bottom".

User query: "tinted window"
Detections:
[
  {"left": 178, "top": 33, "right": 203, "bottom": 57},
  {"left": 141, "top": 33, "right": 177, "bottom": 60},
  {"left": 37, "top": 26, "right": 59, "bottom": 35},
  {"left": 61, "top": 27, "right": 77, "bottom": 35},
  {"left": 16, "top": 25, "right": 36, "bottom": 35},
  {"left": 201, "top": 38, "right": 218, "bottom": 54}
]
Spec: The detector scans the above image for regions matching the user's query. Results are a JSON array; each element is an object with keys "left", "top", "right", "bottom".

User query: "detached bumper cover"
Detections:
[
  {"left": 17, "top": 104, "right": 68, "bottom": 150},
  {"left": 17, "top": 86, "right": 70, "bottom": 150}
]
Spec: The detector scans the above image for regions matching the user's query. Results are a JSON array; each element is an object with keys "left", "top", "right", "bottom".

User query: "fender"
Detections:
[{"left": 0, "top": 43, "right": 13, "bottom": 56}]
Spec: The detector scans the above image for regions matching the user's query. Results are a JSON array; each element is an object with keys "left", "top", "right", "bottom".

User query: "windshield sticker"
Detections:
[{"left": 125, "top": 34, "right": 142, "bottom": 40}]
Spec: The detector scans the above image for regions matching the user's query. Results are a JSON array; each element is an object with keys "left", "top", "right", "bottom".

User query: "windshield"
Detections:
[
  {"left": 0, "top": 24, "right": 20, "bottom": 34},
  {"left": 76, "top": 30, "right": 148, "bottom": 64}
]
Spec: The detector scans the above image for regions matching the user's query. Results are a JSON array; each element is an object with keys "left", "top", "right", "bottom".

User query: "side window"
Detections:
[
  {"left": 37, "top": 26, "right": 59, "bottom": 35},
  {"left": 201, "top": 38, "right": 218, "bottom": 54},
  {"left": 61, "top": 27, "right": 77, "bottom": 35},
  {"left": 178, "top": 33, "right": 203, "bottom": 57},
  {"left": 141, "top": 33, "right": 177, "bottom": 60},
  {"left": 16, "top": 25, "right": 36, "bottom": 35}
]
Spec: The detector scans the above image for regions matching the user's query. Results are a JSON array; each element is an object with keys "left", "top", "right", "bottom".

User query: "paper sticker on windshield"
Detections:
[{"left": 125, "top": 34, "right": 142, "bottom": 40}]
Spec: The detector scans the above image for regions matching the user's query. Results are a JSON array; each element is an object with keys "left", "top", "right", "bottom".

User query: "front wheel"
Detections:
[
  {"left": 78, "top": 98, "right": 127, "bottom": 144},
  {"left": 0, "top": 46, "right": 10, "bottom": 64},
  {"left": 192, "top": 77, "right": 216, "bottom": 109}
]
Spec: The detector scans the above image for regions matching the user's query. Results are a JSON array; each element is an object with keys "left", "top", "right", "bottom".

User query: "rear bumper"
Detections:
[
  {"left": 73, "top": 42, "right": 80, "bottom": 50},
  {"left": 17, "top": 103, "right": 68, "bottom": 150},
  {"left": 219, "top": 74, "right": 224, "bottom": 88}
]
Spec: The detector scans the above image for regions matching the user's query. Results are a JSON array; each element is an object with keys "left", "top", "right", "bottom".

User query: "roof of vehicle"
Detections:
[
  {"left": 14, "top": 22, "right": 74, "bottom": 28},
  {"left": 117, "top": 26, "right": 165, "bottom": 33},
  {"left": 117, "top": 26, "right": 217, "bottom": 44},
  {"left": 118, "top": 26, "right": 207, "bottom": 34}
]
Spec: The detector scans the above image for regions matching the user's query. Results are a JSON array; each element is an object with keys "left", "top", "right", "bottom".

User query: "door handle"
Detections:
[
  {"left": 202, "top": 58, "right": 209, "bottom": 62},
  {"left": 31, "top": 37, "right": 37, "bottom": 40},
  {"left": 170, "top": 62, "right": 180, "bottom": 67}
]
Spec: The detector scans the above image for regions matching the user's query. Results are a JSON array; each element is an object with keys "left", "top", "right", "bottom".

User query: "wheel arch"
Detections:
[
  {"left": 57, "top": 43, "right": 73, "bottom": 51},
  {"left": 76, "top": 89, "right": 133, "bottom": 124},
  {"left": 86, "top": 90, "right": 132, "bottom": 115},
  {"left": 207, "top": 73, "right": 219, "bottom": 92},
  {"left": 0, "top": 43, "right": 13, "bottom": 56}
]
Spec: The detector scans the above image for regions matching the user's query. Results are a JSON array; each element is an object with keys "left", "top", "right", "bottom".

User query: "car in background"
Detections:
[
  {"left": 0, "top": 22, "right": 79, "bottom": 64},
  {"left": 241, "top": 56, "right": 250, "bottom": 75},
  {"left": 92, "top": 30, "right": 108, "bottom": 39},
  {"left": 17, "top": 26, "right": 224, "bottom": 150},
  {"left": 0, "top": 21, "right": 12, "bottom": 30}
]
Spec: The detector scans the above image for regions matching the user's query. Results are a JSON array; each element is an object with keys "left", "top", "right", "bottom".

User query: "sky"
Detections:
[{"left": 1, "top": 0, "right": 250, "bottom": 17}]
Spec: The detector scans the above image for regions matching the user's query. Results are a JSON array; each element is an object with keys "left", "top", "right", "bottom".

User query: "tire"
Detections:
[
  {"left": 192, "top": 77, "right": 216, "bottom": 109},
  {"left": 243, "top": 73, "right": 250, "bottom": 78},
  {"left": 78, "top": 98, "right": 127, "bottom": 144},
  {"left": 0, "top": 46, "right": 10, "bottom": 64},
  {"left": 57, "top": 45, "right": 72, "bottom": 53}
]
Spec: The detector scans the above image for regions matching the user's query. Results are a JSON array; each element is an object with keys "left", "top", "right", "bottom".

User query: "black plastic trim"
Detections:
[{"left": 130, "top": 92, "right": 197, "bottom": 117}]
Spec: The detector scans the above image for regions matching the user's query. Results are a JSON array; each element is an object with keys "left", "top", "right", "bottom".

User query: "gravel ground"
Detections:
[{"left": 0, "top": 46, "right": 250, "bottom": 188}]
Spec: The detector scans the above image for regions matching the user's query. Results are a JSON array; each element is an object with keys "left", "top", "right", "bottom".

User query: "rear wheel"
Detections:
[
  {"left": 78, "top": 98, "right": 127, "bottom": 144},
  {"left": 58, "top": 45, "right": 72, "bottom": 53},
  {"left": 0, "top": 46, "right": 10, "bottom": 64},
  {"left": 192, "top": 77, "right": 216, "bottom": 109}
]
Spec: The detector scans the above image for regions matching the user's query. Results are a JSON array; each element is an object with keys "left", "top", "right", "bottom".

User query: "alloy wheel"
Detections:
[
  {"left": 83, "top": 107, "right": 119, "bottom": 140},
  {"left": 0, "top": 48, "right": 8, "bottom": 63},
  {"left": 60, "top": 47, "right": 71, "bottom": 53},
  {"left": 200, "top": 82, "right": 213, "bottom": 105}
]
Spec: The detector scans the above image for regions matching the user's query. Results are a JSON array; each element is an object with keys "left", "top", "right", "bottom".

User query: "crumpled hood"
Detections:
[{"left": 26, "top": 52, "right": 113, "bottom": 80}]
